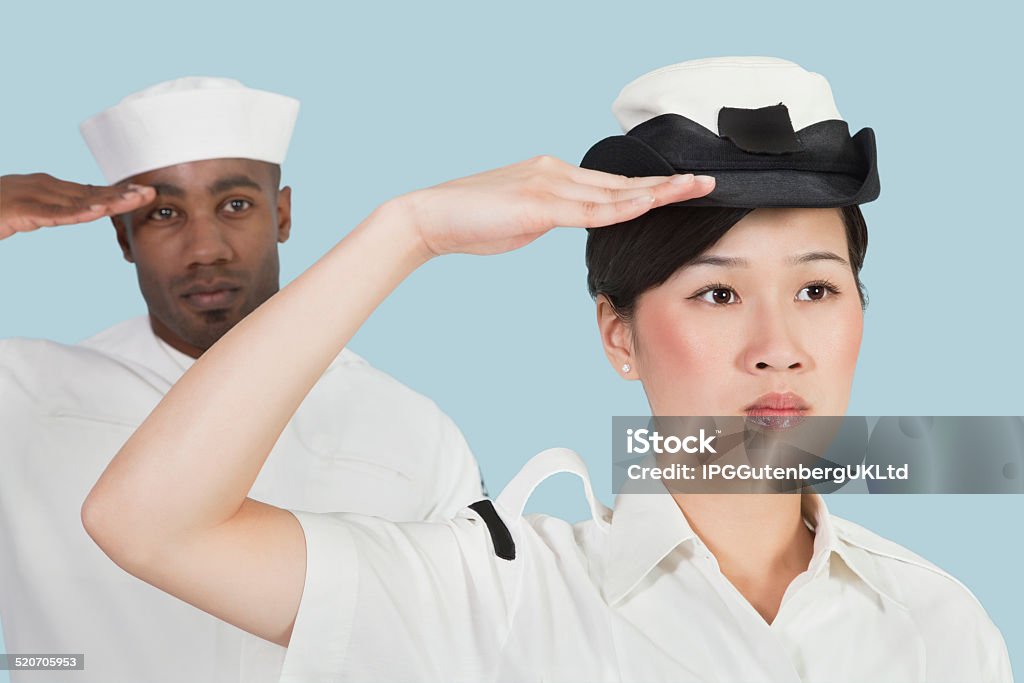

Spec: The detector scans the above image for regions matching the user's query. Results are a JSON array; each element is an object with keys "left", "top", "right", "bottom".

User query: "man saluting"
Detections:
[{"left": 0, "top": 76, "right": 484, "bottom": 683}]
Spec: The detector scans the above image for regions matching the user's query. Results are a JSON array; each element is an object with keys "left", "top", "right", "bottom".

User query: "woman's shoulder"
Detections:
[
  {"left": 829, "top": 514, "right": 1011, "bottom": 675},
  {"left": 830, "top": 515, "right": 985, "bottom": 609}
]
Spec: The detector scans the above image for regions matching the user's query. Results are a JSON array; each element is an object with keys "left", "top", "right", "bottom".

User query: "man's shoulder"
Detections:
[
  {"left": 0, "top": 333, "right": 164, "bottom": 412},
  {"left": 77, "top": 316, "right": 150, "bottom": 353},
  {"left": 1, "top": 335, "right": 111, "bottom": 371},
  {"left": 317, "top": 347, "right": 447, "bottom": 418}
]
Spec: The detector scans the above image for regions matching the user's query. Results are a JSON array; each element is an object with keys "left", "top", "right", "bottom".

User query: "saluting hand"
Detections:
[
  {"left": 0, "top": 173, "right": 156, "bottom": 240},
  {"left": 395, "top": 155, "right": 715, "bottom": 258},
  {"left": 78, "top": 155, "right": 715, "bottom": 651}
]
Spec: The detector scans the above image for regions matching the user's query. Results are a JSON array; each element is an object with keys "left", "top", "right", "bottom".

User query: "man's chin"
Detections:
[
  {"left": 193, "top": 308, "right": 235, "bottom": 325},
  {"left": 173, "top": 309, "right": 245, "bottom": 350}
]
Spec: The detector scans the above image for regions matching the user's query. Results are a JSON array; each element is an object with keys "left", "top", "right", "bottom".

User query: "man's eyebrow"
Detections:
[
  {"left": 687, "top": 251, "right": 850, "bottom": 268},
  {"left": 207, "top": 175, "right": 263, "bottom": 195},
  {"left": 152, "top": 183, "right": 185, "bottom": 198}
]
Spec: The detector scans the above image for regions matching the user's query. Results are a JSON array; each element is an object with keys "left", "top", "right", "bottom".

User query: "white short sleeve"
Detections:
[
  {"left": 422, "top": 411, "right": 486, "bottom": 518},
  {"left": 280, "top": 506, "right": 522, "bottom": 683}
]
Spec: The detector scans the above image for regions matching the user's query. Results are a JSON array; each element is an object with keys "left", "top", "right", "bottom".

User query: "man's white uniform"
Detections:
[
  {"left": 0, "top": 75, "right": 483, "bottom": 683},
  {"left": 0, "top": 319, "right": 482, "bottom": 683}
]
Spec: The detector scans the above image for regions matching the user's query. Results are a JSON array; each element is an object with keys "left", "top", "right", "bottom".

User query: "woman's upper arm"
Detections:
[{"left": 133, "top": 499, "right": 306, "bottom": 648}]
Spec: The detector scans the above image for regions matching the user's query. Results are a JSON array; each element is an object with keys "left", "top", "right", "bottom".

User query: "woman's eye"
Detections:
[
  {"left": 698, "top": 287, "right": 739, "bottom": 305},
  {"left": 796, "top": 283, "right": 837, "bottom": 301},
  {"left": 224, "top": 199, "right": 252, "bottom": 213},
  {"left": 148, "top": 207, "right": 177, "bottom": 221}
]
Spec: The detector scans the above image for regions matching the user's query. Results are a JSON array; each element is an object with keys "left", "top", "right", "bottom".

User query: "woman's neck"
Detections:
[{"left": 671, "top": 492, "right": 814, "bottom": 625}]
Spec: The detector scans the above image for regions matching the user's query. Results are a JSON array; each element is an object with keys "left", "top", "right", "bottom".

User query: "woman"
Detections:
[{"left": 82, "top": 58, "right": 1011, "bottom": 682}]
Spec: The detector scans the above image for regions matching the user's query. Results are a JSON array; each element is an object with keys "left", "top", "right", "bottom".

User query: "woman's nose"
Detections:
[{"left": 741, "top": 305, "right": 813, "bottom": 373}]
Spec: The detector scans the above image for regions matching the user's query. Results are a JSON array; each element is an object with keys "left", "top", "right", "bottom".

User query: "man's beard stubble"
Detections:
[{"left": 138, "top": 254, "right": 280, "bottom": 353}]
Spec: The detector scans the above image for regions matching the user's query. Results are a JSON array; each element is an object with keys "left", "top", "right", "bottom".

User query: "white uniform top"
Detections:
[
  {"left": 280, "top": 447, "right": 1013, "bottom": 683},
  {"left": 0, "top": 316, "right": 483, "bottom": 683}
]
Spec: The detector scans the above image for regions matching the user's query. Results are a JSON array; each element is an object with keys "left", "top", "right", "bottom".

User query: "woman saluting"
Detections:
[{"left": 83, "top": 58, "right": 1011, "bottom": 682}]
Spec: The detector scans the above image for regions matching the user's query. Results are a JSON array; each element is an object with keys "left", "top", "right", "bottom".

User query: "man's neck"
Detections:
[
  {"left": 672, "top": 492, "right": 814, "bottom": 624},
  {"left": 149, "top": 315, "right": 204, "bottom": 359}
]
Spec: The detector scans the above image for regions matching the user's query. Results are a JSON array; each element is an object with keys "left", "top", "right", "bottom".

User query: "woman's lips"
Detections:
[
  {"left": 745, "top": 407, "right": 808, "bottom": 416},
  {"left": 745, "top": 413, "right": 807, "bottom": 430},
  {"left": 743, "top": 392, "right": 809, "bottom": 429}
]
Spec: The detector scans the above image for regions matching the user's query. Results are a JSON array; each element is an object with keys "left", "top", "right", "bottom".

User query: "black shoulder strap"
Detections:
[{"left": 467, "top": 499, "right": 516, "bottom": 561}]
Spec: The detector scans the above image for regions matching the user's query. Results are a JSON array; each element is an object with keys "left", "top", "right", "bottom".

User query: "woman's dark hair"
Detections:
[{"left": 585, "top": 205, "right": 869, "bottom": 323}]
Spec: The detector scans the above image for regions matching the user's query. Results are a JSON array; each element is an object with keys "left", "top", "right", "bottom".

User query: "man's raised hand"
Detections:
[{"left": 0, "top": 173, "right": 156, "bottom": 240}]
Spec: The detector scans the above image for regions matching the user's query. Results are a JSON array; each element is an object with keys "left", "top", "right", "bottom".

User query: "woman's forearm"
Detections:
[
  {"left": 78, "top": 157, "right": 704, "bottom": 645},
  {"left": 83, "top": 198, "right": 431, "bottom": 549},
  {"left": 82, "top": 160, "right": 708, "bottom": 555}
]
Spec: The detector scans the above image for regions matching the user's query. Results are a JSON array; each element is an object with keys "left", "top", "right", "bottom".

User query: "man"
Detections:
[{"left": 0, "top": 76, "right": 484, "bottom": 683}]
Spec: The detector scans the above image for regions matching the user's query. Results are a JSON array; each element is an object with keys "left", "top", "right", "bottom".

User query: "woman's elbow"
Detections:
[{"left": 81, "top": 485, "right": 157, "bottom": 574}]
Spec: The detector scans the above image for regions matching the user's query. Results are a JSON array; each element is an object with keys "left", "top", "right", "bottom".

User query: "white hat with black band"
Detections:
[{"left": 581, "top": 56, "right": 879, "bottom": 208}]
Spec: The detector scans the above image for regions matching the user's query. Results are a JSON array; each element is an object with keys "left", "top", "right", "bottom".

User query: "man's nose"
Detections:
[{"left": 184, "top": 214, "right": 235, "bottom": 266}]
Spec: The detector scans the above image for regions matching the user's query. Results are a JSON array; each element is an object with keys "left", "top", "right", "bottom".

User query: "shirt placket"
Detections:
[{"left": 689, "top": 538, "right": 805, "bottom": 683}]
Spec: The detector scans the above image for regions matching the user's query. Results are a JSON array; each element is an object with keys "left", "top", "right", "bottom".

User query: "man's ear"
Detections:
[
  {"left": 111, "top": 215, "right": 134, "bottom": 263},
  {"left": 596, "top": 294, "right": 636, "bottom": 378},
  {"left": 276, "top": 186, "right": 292, "bottom": 243}
]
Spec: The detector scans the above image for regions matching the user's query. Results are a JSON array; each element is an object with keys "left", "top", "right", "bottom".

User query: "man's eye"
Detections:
[
  {"left": 696, "top": 287, "right": 739, "bottom": 305},
  {"left": 224, "top": 199, "right": 252, "bottom": 213},
  {"left": 148, "top": 207, "right": 177, "bottom": 221}
]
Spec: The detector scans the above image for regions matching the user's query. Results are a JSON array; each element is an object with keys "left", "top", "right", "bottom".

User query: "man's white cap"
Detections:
[
  {"left": 611, "top": 56, "right": 843, "bottom": 135},
  {"left": 80, "top": 76, "right": 300, "bottom": 184}
]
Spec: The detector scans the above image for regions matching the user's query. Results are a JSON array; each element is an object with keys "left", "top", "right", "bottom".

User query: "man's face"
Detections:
[{"left": 113, "top": 158, "right": 292, "bottom": 357}]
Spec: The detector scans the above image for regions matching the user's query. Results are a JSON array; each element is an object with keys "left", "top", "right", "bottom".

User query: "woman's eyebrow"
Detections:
[
  {"left": 689, "top": 255, "right": 748, "bottom": 268},
  {"left": 688, "top": 251, "right": 849, "bottom": 268},
  {"left": 788, "top": 251, "right": 850, "bottom": 267}
]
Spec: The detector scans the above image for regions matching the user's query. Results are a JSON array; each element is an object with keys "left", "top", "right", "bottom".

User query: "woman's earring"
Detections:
[{"left": 621, "top": 363, "right": 631, "bottom": 374}]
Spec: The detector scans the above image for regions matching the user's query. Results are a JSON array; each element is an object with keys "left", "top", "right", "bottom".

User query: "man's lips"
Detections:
[{"left": 180, "top": 282, "right": 241, "bottom": 310}]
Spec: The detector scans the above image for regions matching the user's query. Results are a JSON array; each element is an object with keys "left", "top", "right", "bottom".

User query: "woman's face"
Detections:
[{"left": 622, "top": 207, "right": 862, "bottom": 417}]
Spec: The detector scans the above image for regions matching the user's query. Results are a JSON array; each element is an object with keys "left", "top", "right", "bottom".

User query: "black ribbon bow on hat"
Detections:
[
  {"left": 580, "top": 104, "right": 879, "bottom": 208},
  {"left": 717, "top": 103, "right": 803, "bottom": 155}
]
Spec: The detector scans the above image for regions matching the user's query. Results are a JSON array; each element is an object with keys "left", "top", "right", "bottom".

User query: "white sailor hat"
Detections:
[
  {"left": 581, "top": 57, "right": 879, "bottom": 208},
  {"left": 80, "top": 76, "right": 299, "bottom": 184}
]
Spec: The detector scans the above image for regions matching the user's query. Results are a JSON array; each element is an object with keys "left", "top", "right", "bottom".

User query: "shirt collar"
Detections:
[
  {"left": 154, "top": 333, "right": 195, "bottom": 372},
  {"left": 603, "top": 488, "right": 907, "bottom": 609},
  {"left": 803, "top": 493, "right": 910, "bottom": 608},
  {"left": 80, "top": 314, "right": 206, "bottom": 384},
  {"left": 603, "top": 484, "right": 697, "bottom": 605},
  {"left": 78, "top": 316, "right": 185, "bottom": 387}
]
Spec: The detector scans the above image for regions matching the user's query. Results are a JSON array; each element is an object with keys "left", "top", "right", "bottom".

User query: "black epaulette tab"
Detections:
[{"left": 468, "top": 499, "right": 516, "bottom": 561}]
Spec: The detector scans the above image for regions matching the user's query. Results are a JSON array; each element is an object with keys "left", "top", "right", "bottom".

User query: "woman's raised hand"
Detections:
[
  {"left": 77, "top": 155, "right": 714, "bottom": 650},
  {"left": 393, "top": 155, "right": 715, "bottom": 258}
]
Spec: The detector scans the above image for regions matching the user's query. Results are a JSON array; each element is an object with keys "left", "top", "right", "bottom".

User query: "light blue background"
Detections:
[{"left": 2, "top": 1, "right": 1021, "bottom": 680}]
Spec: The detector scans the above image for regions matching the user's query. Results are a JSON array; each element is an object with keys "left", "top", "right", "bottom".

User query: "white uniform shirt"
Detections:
[
  {"left": 280, "top": 448, "right": 1013, "bottom": 683},
  {"left": 0, "top": 316, "right": 483, "bottom": 683}
]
